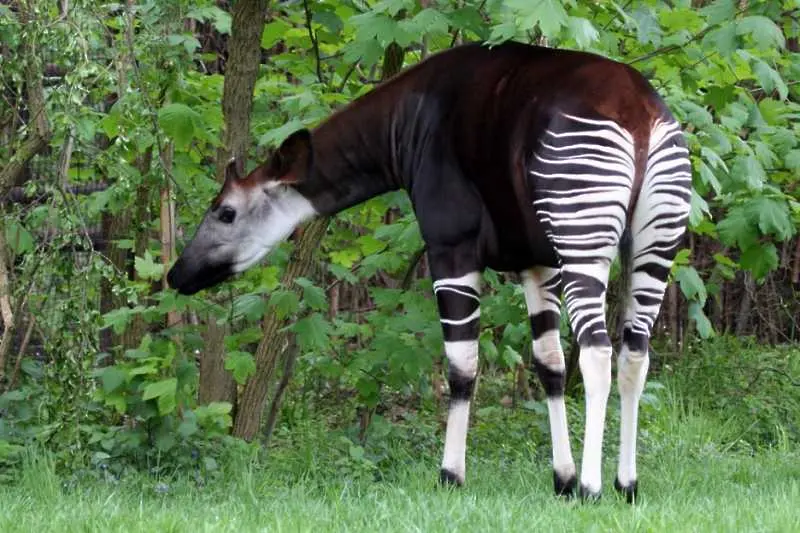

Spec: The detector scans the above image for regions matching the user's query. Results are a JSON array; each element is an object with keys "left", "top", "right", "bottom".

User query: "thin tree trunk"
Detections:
[
  {"left": 0, "top": 228, "right": 14, "bottom": 383},
  {"left": 0, "top": 1, "right": 52, "bottom": 381},
  {"left": 121, "top": 149, "right": 153, "bottom": 350},
  {"left": 215, "top": 0, "right": 269, "bottom": 173},
  {"left": 8, "top": 314, "right": 35, "bottom": 391},
  {"left": 735, "top": 273, "right": 754, "bottom": 337},
  {"left": 198, "top": 0, "right": 270, "bottom": 408},
  {"left": 233, "top": 217, "right": 329, "bottom": 440},
  {"left": 263, "top": 338, "right": 298, "bottom": 444},
  {"left": 198, "top": 317, "right": 236, "bottom": 404},
  {"left": 159, "top": 142, "right": 181, "bottom": 328}
]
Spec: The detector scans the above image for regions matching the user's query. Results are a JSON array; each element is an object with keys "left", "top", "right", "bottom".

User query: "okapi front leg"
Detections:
[
  {"left": 434, "top": 272, "right": 481, "bottom": 486},
  {"left": 521, "top": 267, "right": 577, "bottom": 497}
]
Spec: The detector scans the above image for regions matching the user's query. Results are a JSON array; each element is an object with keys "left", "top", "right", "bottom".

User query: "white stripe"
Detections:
[
  {"left": 440, "top": 309, "right": 481, "bottom": 326},
  {"left": 433, "top": 286, "right": 480, "bottom": 300},
  {"left": 433, "top": 272, "right": 481, "bottom": 291}
]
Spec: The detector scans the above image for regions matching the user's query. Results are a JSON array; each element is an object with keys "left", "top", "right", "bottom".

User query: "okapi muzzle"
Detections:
[{"left": 167, "top": 130, "right": 318, "bottom": 295}]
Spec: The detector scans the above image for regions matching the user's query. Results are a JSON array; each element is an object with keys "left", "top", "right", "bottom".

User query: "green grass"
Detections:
[
  {"left": 1, "top": 389, "right": 798, "bottom": 533},
  {"left": 1, "top": 447, "right": 797, "bottom": 532}
]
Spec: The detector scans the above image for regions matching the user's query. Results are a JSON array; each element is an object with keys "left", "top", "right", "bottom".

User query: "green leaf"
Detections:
[
  {"left": 737, "top": 16, "right": 785, "bottom": 49},
  {"left": 501, "top": 346, "right": 523, "bottom": 369},
  {"left": 5, "top": 221, "right": 34, "bottom": 255},
  {"left": 294, "top": 277, "right": 328, "bottom": 311},
  {"left": 688, "top": 302, "right": 714, "bottom": 339},
  {"left": 207, "top": 402, "right": 232, "bottom": 416},
  {"left": 187, "top": 6, "right": 231, "bottom": 34},
  {"left": 701, "top": 0, "right": 736, "bottom": 25},
  {"left": 751, "top": 198, "right": 795, "bottom": 241},
  {"left": 703, "top": 24, "right": 738, "bottom": 56},
  {"left": 566, "top": 17, "right": 599, "bottom": 48},
  {"left": 157, "top": 393, "right": 177, "bottom": 416},
  {"left": 675, "top": 266, "right": 707, "bottom": 304},
  {"left": 739, "top": 242, "right": 778, "bottom": 279},
  {"left": 313, "top": 11, "right": 343, "bottom": 35},
  {"left": 268, "top": 290, "right": 300, "bottom": 319},
  {"left": 259, "top": 119, "right": 307, "bottom": 148},
  {"left": 142, "top": 378, "right": 177, "bottom": 401},
  {"left": 158, "top": 103, "right": 201, "bottom": 149},
  {"left": 697, "top": 161, "right": 722, "bottom": 195},
  {"left": 292, "top": 313, "right": 330, "bottom": 352},
  {"left": 357, "top": 235, "right": 386, "bottom": 256},
  {"left": 372, "top": 0, "right": 410, "bottom": 16},
  {"left": 631, "top": 7, "right": 660, "bottom": 46},
  {"left": 351, "top": 12, "right": 413, "bottom": 47},
  {"left": 224, "top": 351, "right": 256, "bottom": 385},
  {"left": 505, "top": 0, "right": 568, "bottom": 39},
  {"left": 449, "top": 7, "right": 490, "bottom": 39},
  {"left": 232, "top": 294, "right": 267, "bottom": 322},
  {"left": 261, "top": 19, "right": 292, "bottom": 49},
  {"left": 178, "top": 417, "right": 198, "bottom": 438},
  {"left": 134, "top": 251, "right": 164, "bottom": 281},
  {"left": 401, "top": 9, "right": 450, "bottom": 36},
  {"left": 731, "top": 154, "right": 766, "bottom": 191},
  {"left": 98, "top": 366, "right": 127, "bottom": 394},
  {"left": 786, "top": 150, "right": 800, "bottom": 171},
  {"left": 717, "top": 206, "right": 758, "bottom": 250},
  {"left": 689, "top": 189, "right": 710, "bottom": 227},
  {"left": 752, "top": 60, "right": 788, "bottom": 100}
]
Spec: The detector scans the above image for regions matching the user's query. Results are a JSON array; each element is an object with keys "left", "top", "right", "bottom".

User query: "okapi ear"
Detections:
[
  {"left": 267, "top": 128, "right": 313, "bottom": 183},
  {"left": 224, "top": 157, "right": 245, "bottom": 183}
]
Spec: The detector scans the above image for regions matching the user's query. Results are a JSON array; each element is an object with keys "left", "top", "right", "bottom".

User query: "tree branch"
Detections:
[{"left": 303, "top": 0, "right": 324, "bottom": 84}]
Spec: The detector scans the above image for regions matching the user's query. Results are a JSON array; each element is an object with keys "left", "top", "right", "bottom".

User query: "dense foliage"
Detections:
[{"left": 0, "top": 0, "right": 798, "bottom": 476}]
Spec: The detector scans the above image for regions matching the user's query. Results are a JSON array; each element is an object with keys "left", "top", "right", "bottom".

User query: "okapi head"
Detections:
[{"left": 167, "top": 130, "right": 318, "bottom": 295}]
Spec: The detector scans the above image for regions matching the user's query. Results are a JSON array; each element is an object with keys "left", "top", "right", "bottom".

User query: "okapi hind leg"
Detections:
[
  {"left": 521, "top": 267, "right": 577, "bottom": 497},
  {"left": 531, "top": 111, "right": 635, "bottom": 499},
  {"left": 433, "top": 271, "right": 482, "bottom": 486},
  {"left": 615, "top": 119, "right": 692, "bottom": 503}
]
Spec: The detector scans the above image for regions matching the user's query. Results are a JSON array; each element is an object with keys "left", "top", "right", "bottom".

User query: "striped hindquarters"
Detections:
[
  {"left": 530, "top": 112, "right": 636, "bottom": 344},
  {"left": 623, "top": 119, "right": 692, "bottom": 349}
]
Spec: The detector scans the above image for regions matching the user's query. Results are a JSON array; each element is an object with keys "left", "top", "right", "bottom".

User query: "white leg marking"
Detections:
[
  {"left": 441, "top": 340, "right": 478, "bottom": 481},
  {"left": 617, "top": 345, "right": 649, "bottom": 486},
  {"left": 521, "top": 268, "right": 576, "bottom": 483},
  {"left": 547, "top": 397, "right": 576, "bottom": 480},
  {"left": 579, "top": 345, "right": 612, "bottom": 494}
]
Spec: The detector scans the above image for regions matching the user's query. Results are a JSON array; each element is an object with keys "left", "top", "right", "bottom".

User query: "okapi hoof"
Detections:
[
  {"left": 614, "top": 477, "right": 638, "bottom": 504},
  {"left": 553, "top": 471, "right": 578, "bottom": 499},
  {"left": 579, "top": 484, "right": 602, "bottom": 503},
  {"left": 439, "top": 468, "right": 464, "bottom": 487}
]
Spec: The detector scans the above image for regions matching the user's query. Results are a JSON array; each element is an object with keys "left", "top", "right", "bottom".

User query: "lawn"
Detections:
[{"left": 2, "top": 388, "right": 798, "bottom": 533}]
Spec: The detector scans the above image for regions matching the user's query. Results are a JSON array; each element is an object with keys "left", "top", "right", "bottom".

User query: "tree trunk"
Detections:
[
  {"left": 0, "top": 0, "right": 52, "bottom": 381},
  {"left": 263, "top": 337, "right": 299, "bottom": 444},
  {"left": 233, "top": 217, "right": 329, "bottom": 440},
  {"left": 198, "top": 0, "right": 270, "bottom": 408},
  {"left": 215, "top": 0, "right": 269, "bottom": 174}
]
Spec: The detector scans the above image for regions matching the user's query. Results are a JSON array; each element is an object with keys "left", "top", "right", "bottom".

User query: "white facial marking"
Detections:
[{"left": 232, "top": 184, "right": 317, "bottom": 272}]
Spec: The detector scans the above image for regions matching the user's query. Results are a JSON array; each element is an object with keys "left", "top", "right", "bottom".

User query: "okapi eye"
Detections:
[{"left": 218, "top": 206, "right": 236, "bottom": 224}]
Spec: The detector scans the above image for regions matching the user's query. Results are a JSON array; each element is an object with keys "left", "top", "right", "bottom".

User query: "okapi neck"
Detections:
[{"left": 298, "top": 88, "right": 404, "bottom": 216}]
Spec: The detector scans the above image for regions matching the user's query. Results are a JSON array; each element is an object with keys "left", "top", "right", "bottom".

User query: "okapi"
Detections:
[{"left": 168, "top": 41, "right": 691, "bottom": 501}]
